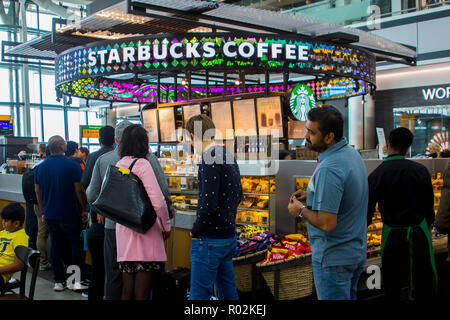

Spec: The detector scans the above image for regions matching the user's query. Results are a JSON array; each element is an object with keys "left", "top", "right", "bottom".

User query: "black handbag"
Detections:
[{"left": 92, "top": 158, "right": 157, "bottom": 234}]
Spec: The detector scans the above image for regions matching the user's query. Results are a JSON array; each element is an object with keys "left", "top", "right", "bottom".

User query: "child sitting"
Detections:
[{"left": 0, "top": 203, "right": 29, "bottom": 287}]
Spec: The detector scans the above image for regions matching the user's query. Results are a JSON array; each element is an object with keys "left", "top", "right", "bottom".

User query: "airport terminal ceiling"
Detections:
[{"left": 4, "top": 0, "right": 417, "bottom": 105}]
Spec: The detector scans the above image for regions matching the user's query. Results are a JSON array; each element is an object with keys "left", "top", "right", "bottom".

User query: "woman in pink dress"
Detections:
[{"left": 115, "top": 124, "right": 171, "bottom": 300}]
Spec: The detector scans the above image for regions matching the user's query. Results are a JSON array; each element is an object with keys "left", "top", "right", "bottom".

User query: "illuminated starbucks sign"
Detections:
[
  {"left": 289, "top": 84, "right": 317, "bottom": 121},
  {"left": 55, "top": 33, "right": 376, "bottom": 103},
  {"left": 87, "top": 41, "right": 310, "bottom": 66}
]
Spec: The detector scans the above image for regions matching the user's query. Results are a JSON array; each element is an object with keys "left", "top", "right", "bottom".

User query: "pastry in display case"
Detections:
[
  {"left": 432, "top": 172, "right": 443, "bottom": 215},
  {"left": 294, "top": 177, "right": 311, "bottom": 240},
  {"left": 236, "top": 176, "right": 275, "bottom": 231},
  {"left": 367, "top": 205, "right": 382, "bottom": 258},
  {"left": 163, "top": 164, "right": 275, "bottom": 232},
  {"left": 431, "top": 172, "right": 445, "bottom": 239}
]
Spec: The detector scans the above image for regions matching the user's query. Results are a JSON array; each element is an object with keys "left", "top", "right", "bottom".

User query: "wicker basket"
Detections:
[
  {"left": 256, "top": 253, "right": 313, "bottom": 300},
  {"left": 232, "top": 249, "right": 268, "bottom": 293}
]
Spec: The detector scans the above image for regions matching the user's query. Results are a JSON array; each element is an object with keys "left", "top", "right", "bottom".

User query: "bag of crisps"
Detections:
[
  {"left": 284, "top": 234, "right": 306, "bottom": 242},
  {"left": 281, "top": 239, "right": 298, "bottom": 252},
  {"left": 268, "top": 247, "right": 289, "bottom": 262}
]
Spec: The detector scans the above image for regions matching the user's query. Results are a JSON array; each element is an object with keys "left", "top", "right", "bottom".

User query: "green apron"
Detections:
[{"left": 379, "top": 155, "right": 438, "bottom": 300}]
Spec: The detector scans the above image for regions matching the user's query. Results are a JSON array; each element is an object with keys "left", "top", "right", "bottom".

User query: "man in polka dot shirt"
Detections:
[{"left": 186, "top": 114, "right": 243, "bottom": 300}]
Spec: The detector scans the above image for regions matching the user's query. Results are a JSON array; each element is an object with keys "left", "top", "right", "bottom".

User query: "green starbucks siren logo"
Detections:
[{"left": 289, "top": 84, "right": 317, "bottom": 121}]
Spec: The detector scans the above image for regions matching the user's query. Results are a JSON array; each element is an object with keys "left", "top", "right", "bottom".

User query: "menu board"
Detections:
[
  {"left": 232, "top": 99, "right": 257, "bottom": 136},
  {"left": 158, "top": 107, "right": 177, "bottom": 142},
  {"left": 211, "top": 101, "right": 234, "bottom": 140},
  {"left": 183, "top": 104, "right": 201, "bottom": 126},
  {"left": 142, "top": 108, "right": 159, "bottom": 142},
  {"left": 256, "top": 96, "right": 284, "bottom": 138},
  {"left": 288, "top": 120, "right": 307, "bottom": 139}
]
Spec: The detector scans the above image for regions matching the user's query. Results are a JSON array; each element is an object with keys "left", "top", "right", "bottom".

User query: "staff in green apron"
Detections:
[{"left": 368, "top": 128, "right": 437, "bottom": 300}]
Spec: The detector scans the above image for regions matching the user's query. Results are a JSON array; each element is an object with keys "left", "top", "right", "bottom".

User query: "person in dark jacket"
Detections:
[
  {"left": 186, "top": 114, "right": 243, "bottom": 300},
  {"left": 367, "top": 127, "right": 438, "bottom": 300},
  {"left": 81, "top": 126, "right": 115, "bottom": 189},
  {"left": 81, "top": 125, "right": 115, "bottom": 300}
]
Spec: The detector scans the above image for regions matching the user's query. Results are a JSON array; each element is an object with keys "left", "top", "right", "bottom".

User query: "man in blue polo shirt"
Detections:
[
  {"left": 34, "top": 135, "right": 88, "bottom": 292},
  {"left": 288, "top": 105, "right": 368, "bottom": 300}
]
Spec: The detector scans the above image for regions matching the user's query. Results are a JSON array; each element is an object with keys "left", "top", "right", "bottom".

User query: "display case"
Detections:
[
  {"left": 160, "top": 160, "right": 277, "bottom": 233},
  {"left": 274, "top": 158, "right": 449, "bottom": 259}
]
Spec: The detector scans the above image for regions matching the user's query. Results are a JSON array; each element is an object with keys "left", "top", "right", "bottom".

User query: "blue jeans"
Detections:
[
  {"left": 189, "top": 236, "right": 239, "bottom": 300},
  {"left": 46, "top": 218, "right": 83, "bottom": 283},
  {"left": 312, "top": 259, "right": 365, "bottom": 300}
]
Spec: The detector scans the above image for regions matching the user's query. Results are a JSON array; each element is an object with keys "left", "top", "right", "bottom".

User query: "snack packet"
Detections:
[
  {"left": 284, "top": 234, "right": 306, "bottom": 242},
  {"left": 268, "top": 247, "right": 289, "bottom": 262},
  {"left": 281, "top": 239, "right": 298, "bottom": 252}
]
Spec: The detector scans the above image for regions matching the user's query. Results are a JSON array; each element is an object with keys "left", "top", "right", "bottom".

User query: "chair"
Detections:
[{"left": 0, "top": 245, "right": 40, "bottom": 300}]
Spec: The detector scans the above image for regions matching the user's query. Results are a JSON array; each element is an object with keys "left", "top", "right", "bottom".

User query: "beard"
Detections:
[{"left": 305, "top": 138, "right": 328, "bottom": 153}]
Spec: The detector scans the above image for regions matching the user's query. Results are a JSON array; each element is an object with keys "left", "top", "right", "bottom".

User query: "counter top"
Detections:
[
  {"left": 171, "top": 210, "right": 196, "bottom": 230},
  {"left": 0, "top": 173, "right": 24, "bottom": 203}
]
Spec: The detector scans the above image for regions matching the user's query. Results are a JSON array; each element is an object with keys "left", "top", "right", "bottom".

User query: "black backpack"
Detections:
[{"left": 22, "top": 168, "right": 38, "bottom": 204}]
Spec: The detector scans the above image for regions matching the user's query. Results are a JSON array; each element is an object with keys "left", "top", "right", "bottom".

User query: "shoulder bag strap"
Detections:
[{"left": 128, "top": 158, "right": 140, "bottom": 172}]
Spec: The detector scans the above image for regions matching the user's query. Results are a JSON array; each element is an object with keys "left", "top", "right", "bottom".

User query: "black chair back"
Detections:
[{"left": 13, "top": 245, "right": 40, "bottom": 300}]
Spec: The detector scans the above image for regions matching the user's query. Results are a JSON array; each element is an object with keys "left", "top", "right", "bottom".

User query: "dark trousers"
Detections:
[
  {"left": 382, "top": 228, "right": 435, "bottom": 300},
  {"left": 104, "top": 228, "right": 122, "bottom": 300},
  {"left": 87, "top": 222, "right": 105, "bottom": 301},
  {"left": 25, "top": 201, "right": 38, "bottom": 250},
  {"left": 46, "top": 218, "right": 83, "bottom": 283}
]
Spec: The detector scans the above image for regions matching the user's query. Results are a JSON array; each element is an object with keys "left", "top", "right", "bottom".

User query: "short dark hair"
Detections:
[
  {"left": 38, "top": 143, "right": 46, "bottom": 154},
  {"left": 279, "top": 150, "right": 292, "bottom": 160},
  {"left": 66, "top": 141, "right": 79, "bottom": 157},
  {"left": 185, "top": 114, "right": 215, "bottom": 140},
  {"left": 118, "top": 124, "right": 149, "bottom": 159},
  {"left": 387, "top": 127, "right": 414, "bottom": 152},
  {"left": 1, "top": 202, "right": 25, "bottom": 226},
  {"left": 441, "top": 149, "right": 450, "bottom": 158},
  {"left": 79, "top": 147, "right": 90, "bottom": 156},
  {"left": 307, "top": 105, "right": 343, "bottom": 141},
  {"left": 99, "top": 126, "right": 115, "bottom": 147}
]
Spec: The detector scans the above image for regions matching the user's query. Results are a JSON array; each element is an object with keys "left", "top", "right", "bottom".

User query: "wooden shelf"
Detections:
[
  {"left": 238, "top": 207, "right": 269, "bottom": 212},
  {"left": 243, "top": 192, "right": 270, "bottom": 196},
  {"left": 236, "top": 222, "right": 268, "bottom": 228},
  {"left": 169, "top": 189, "right": 198, "bottom": 195}
]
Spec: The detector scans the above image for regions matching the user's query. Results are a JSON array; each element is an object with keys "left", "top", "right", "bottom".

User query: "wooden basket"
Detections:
[
  {"left": 256, "top": 253, "right": 313, "bottom": 300},
  {"left": 232, "top": 249, "right": 268, "bottom": 293}
]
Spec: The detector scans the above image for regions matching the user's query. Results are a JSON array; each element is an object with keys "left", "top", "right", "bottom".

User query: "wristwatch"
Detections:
[{"left": 298, "top": 205, "right": 306, "bottom": 218}]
